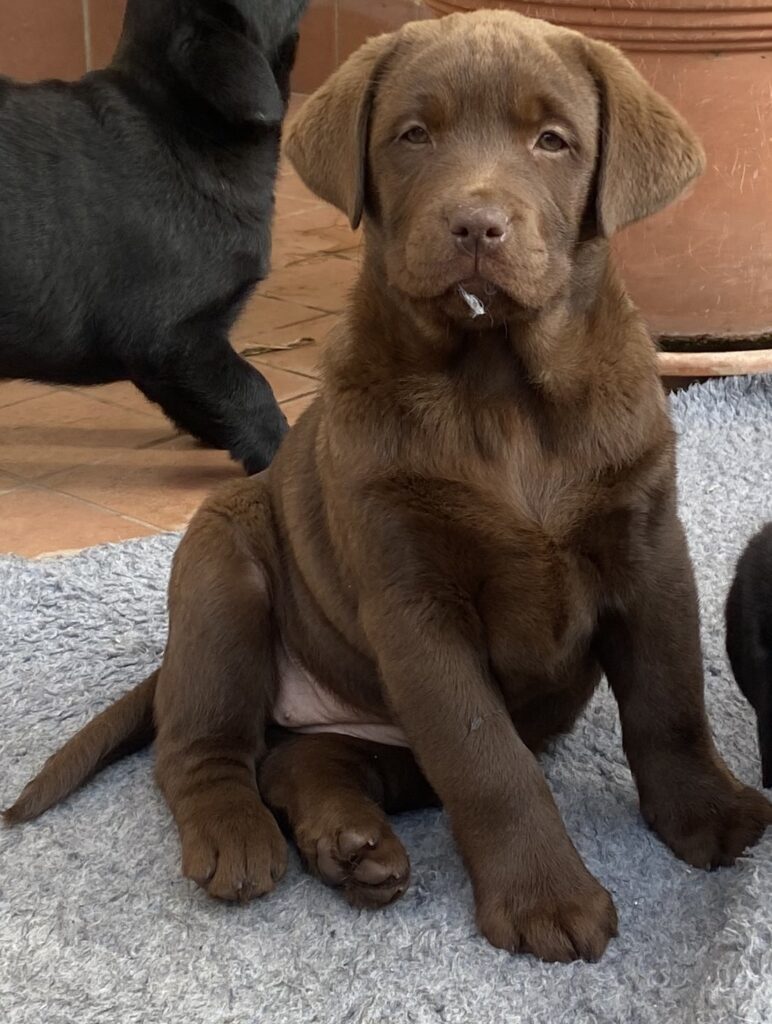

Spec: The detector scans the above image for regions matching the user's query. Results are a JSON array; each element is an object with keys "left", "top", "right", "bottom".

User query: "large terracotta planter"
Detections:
[{"left": 424, "top": 1, "right": 772, "bottom": 370}]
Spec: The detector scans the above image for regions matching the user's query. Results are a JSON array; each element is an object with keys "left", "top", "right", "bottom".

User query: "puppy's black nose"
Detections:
[{"left": 449, "top": 207, "right": 509, "bottom": 255}]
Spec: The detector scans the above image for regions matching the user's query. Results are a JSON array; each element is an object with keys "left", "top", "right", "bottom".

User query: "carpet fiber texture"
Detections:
[{"left": 2, "top": 375, "right": 772, "bottom": 1024}]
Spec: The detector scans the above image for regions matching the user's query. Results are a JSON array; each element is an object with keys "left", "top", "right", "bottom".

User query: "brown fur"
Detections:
[{"left": 6, "top": 11, "right": 770, "bottom": 963}]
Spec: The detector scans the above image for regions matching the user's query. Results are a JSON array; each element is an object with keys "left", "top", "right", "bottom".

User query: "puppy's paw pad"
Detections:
[{"left": 315, "top": 824, "right": 410, "bottom": 909}]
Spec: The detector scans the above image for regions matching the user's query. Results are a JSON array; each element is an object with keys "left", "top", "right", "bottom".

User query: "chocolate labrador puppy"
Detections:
[
  {"left": 7, "top": 11, "right": 772, "bottom": 963},
  {"left": 0, "top": 0, "right": 308, "bottom": 474}
]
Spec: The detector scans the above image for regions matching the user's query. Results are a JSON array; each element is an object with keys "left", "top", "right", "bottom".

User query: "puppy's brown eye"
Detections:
[
  {"left": 401, "top": 125, "right": 431, "bottom": 145},
  {"left": 536, "top": 131, "right": 568, "bottom": 153}
]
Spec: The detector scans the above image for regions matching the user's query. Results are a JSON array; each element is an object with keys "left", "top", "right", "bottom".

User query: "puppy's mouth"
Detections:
[
  {"left": 387, "top": 242, "right": 554, "bottom": 323},
  {"left": 438, "top": 275, "right": 514, "bottom": 324},
  {"left": 456, "top": 277, "right": 500, "bottom": 317}
]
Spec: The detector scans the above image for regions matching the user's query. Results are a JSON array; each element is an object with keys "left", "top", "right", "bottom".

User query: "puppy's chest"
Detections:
[
  {"left": 467, "top": 460, "right": 640, "bottom": 671},
  {"left": 480, "top": 442, "right": 600, "bottom": 542}
]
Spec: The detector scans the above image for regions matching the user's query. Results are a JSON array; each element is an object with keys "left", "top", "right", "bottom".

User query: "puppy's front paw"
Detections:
[
  {"left": 475, "top": 856, "right": 618, "bottom": 963},
  {"left": 180, "top": 797, "right": 288, "bottom": 901},
  {"left": 644, "top": 778, "right": 772, "bottom": 870}
]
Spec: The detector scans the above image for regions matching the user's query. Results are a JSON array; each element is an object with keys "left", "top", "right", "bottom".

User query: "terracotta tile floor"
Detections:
[{"left": 0, "top": 96, "right": 359, "bottom": 558}]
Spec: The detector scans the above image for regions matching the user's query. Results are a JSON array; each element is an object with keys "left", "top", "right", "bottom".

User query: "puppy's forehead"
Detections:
[{"left": 377, "top": 14, "right": 597, "bottom": 132}]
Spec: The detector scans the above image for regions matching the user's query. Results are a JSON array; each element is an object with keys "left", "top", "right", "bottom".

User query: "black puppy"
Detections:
[
  {"left": 726, "top": 523, "right": 772, "bottom": 788},
  {"left": 0, "top": 0, "right": 308, "bottom": 474}
]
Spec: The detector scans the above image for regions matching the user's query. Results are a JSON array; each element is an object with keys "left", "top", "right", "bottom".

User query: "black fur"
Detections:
[
  {"left": 726, "top": 523, "right": 772, "bottom": 788},
  {"left": 0, "top": 0, "right": 309, "bottom": 474}
]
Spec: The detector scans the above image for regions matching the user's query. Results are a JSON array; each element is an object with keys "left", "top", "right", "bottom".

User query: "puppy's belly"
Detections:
[{"left": 272, "top": 643, "right": 409, "bottom": 747}]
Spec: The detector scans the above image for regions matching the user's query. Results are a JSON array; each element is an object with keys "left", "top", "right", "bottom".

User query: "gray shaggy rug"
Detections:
[{"left": 2, "top": 376, "right": 772, "bottom": 1024}]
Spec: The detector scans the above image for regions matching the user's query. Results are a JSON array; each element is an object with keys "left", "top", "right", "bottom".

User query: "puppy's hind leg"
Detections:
[
  {"left": 260, "top": 733, "right": 439, "bottom": 909},
  {"left": 154, "top": 478, "right": 287, "bottom": 901}
]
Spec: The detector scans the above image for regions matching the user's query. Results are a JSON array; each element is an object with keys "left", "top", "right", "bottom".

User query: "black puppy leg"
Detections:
[
  {"left": 726, "top": 525, "right": 772, "bottom": 789},
  {"left": 136, "top": 342, "right": 288, "bottom": 474},
  {"left": 729, "top": 630, "right": 772, "bottom": 788},
  {"left": 759, "top": 690, "right": 772, "bottom": 789}
]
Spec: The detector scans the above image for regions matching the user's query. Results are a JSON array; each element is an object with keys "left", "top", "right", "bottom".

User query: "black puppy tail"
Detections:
[{"left": 3, "top": 671, "right": 158, "bottom": 825}]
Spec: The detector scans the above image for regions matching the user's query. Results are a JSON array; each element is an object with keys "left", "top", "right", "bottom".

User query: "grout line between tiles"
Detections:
[
  {"left": 133, "top": 432, "right": 189, "bottom": 454},
  {"left": 256, "top": 294, "right": 345, "bottom": 316},
  {"left": 233, "top": 313, "right": 339, "bottom": 340},
  {"left": 0, "top": 430, "right": 182, "bottom": 485},
  {"left": 58, "top": 384, "right": 166, "bottom": 419},
  {"left": 254, "top": 361, "right": 320, "bottom": 382},
  {"left": 280, "top": 388, "right": 318, "bottom": 403},
  {"left": 2, "top": 479, "right": 161, "bottom": 532},
  {"left": 0, "top": 388, "right": 55, "bottom": 411},
  {"left": 41, "top": 481, "right": 189, "bottom": 533}
]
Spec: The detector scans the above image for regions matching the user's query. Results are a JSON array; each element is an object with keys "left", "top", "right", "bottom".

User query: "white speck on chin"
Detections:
[{"left": 457, "top": 285, "right": 486, "bottom": 318}]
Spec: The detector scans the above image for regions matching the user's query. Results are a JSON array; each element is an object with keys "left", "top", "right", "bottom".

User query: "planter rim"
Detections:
[
  {"left": 424, "top": 0, "right": 772, "bottom": 50},
  {"left": 425, "top": 0, "right": 772, "bottom": 13},
  {"left": 658, "top": 348, "right": 772, "bottom": 377}
]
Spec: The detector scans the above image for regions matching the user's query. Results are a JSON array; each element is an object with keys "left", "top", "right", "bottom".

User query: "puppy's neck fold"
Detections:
[
  {"left": 322, "top": 245, "right": 664, "bottom": 476},
  {"left": 342, "top": 244, "right": 645, "bottom": 405}
]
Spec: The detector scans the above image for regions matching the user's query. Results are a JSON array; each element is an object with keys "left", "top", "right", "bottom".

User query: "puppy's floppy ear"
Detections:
[
  {"left": 584, "top": 38, "right": 705, "bottom": 236},
  {"left": 284, "top": 33, "right": 397, "bottom": 229},
  {"left": 170, "top": 12, "right": 284, "bottom": 126}
]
